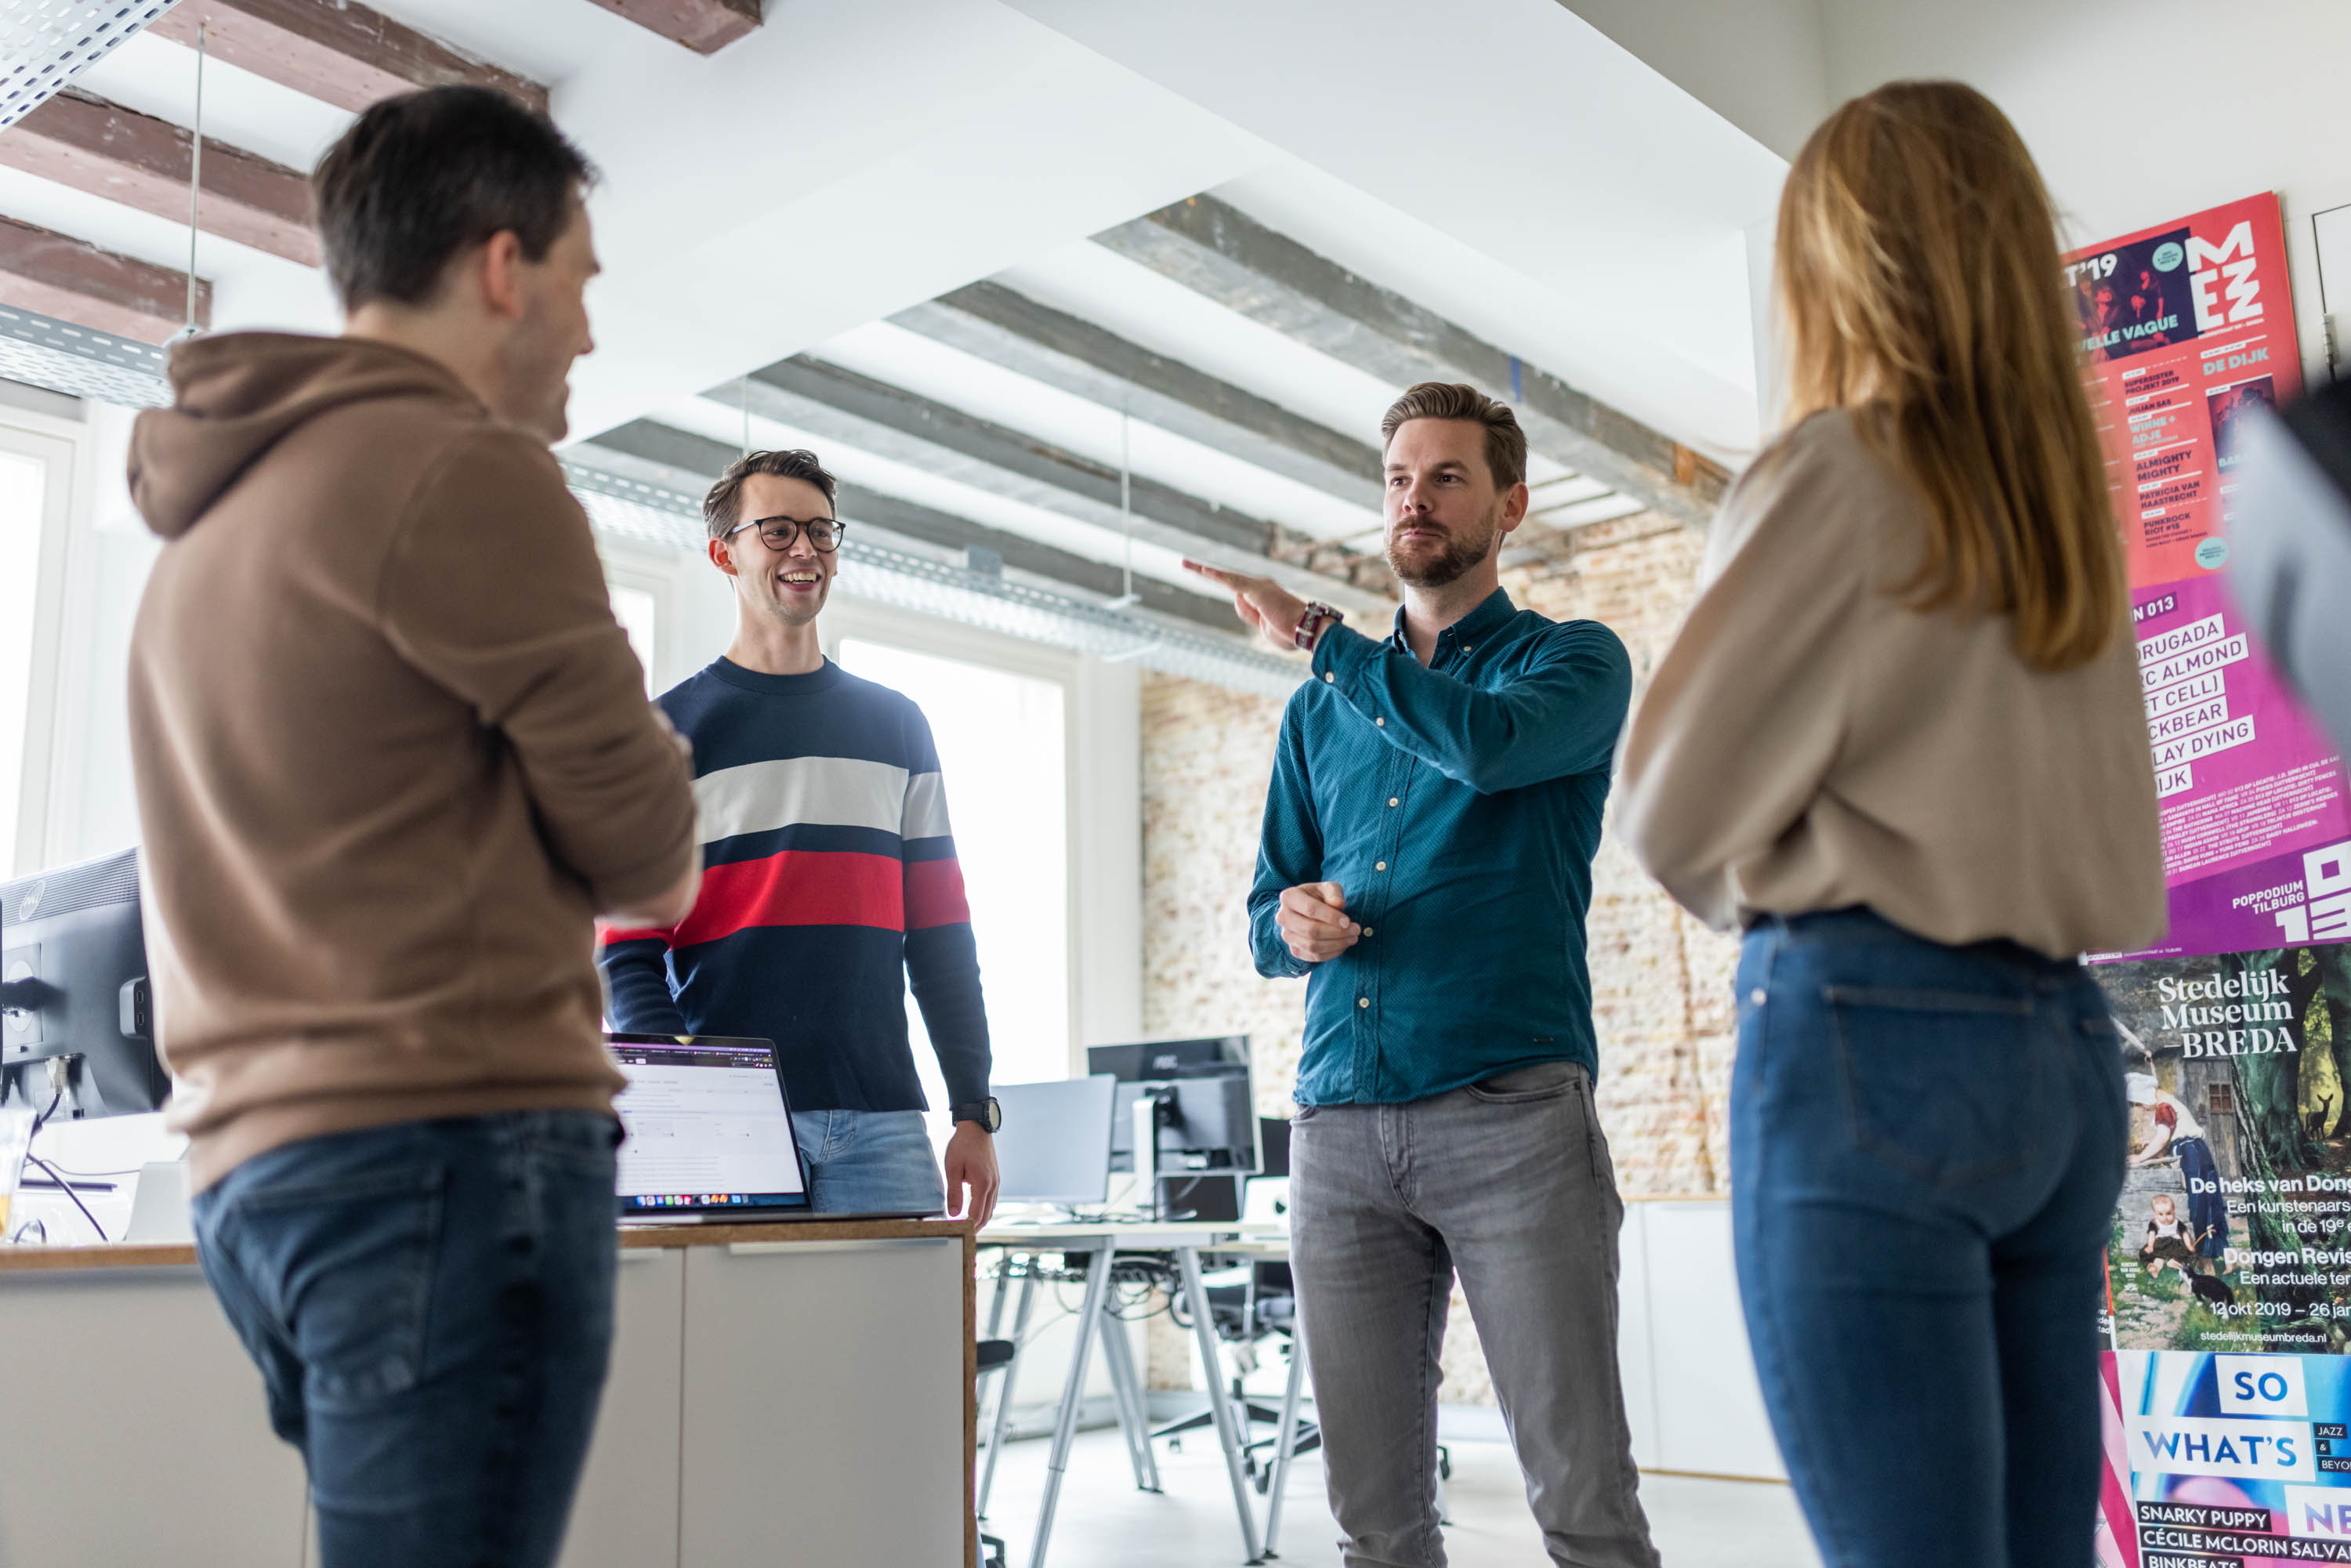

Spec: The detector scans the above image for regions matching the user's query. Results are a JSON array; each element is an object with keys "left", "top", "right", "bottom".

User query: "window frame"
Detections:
[{"left": 0, "top": 401, "right": 85, "bottom": 879}]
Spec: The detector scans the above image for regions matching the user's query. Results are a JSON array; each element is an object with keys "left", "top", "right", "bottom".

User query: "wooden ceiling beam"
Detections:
[
  {"left": 580, "top": 0, "right": 763, "bottom": 54},
  {"left": 0, "top": 215, "right": 208, "bottom": 343},
  {"left": 147, "top": 0, "right": 546, "bottom": 114},
  {"left": 0, "top": 89, "right": 317, "bottom": 267}
]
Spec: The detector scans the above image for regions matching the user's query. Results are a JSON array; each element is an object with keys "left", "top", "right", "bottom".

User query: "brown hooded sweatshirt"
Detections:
[{"left": 126, "top": 332, "right": 697, "bottom": 1191}]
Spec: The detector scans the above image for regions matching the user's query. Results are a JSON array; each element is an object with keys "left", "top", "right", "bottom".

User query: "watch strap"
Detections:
[{"left": 1294, "top": 601, "right": 1343, "bottom": 652}]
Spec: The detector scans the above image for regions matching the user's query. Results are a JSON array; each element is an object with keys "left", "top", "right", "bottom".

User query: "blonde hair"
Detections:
[{"left": 1776, "top": 81, "right": 2124, "bottom": 672}]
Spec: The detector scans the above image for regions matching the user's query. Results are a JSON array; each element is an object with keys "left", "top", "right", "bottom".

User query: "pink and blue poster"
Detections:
[{"left": 2071, "top": 193, "right": 2351, "bottom": 1567}]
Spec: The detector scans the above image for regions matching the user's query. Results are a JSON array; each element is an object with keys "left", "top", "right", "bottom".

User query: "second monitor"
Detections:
[{"left": 1087, "top": 1037, "right": 1259, "bottom": 1211}]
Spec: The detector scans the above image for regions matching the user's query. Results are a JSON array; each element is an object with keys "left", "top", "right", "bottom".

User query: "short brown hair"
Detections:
[
  {"left": 703, "top": 448, "right": 839, "bottom": 541},
  {"left": 313, "top": 85, "right": 594, "bottom": 312},
  {"left": 1380, "top": 382, "right": 1528, "bottom": 491}
]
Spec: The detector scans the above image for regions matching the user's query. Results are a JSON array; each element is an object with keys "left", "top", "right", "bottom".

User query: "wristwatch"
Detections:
[
  {"left": 1294, "top": 601, "right": 1343, "bottom": 653},
  {"left": 951, "top": 1096, "right": 1002, "bottom": 1133}
]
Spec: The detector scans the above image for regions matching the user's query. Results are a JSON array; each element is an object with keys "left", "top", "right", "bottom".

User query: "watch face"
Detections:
[{"left": 984, "top": 1096, "right": 1002, "bottom": 1132}]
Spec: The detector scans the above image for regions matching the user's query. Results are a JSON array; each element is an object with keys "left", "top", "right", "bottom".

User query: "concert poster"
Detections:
[{"left": 2076, "top": 195, "right": 2351, "bottom": 1566}]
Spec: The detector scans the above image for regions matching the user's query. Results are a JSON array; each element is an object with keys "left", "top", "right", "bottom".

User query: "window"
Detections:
[
  {"left": 609, "top": 583, "right": 659, "bottom": 696},
  {"left": 0, "top": 447, "right": 44, "bottom": 875},
  {"left": 0, "top": 411, "right": 77, "bottom": 881},
  {"left": 838, "top": 638, "right": 1070, "bottom": 1092}
]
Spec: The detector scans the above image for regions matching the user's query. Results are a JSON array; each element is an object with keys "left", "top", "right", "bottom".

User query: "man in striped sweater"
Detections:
[{"left": 599, "top": 448, "right": 999, "bottom": 1223}]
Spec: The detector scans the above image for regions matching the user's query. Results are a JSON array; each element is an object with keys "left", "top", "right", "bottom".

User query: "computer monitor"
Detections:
[
  {"left": 992, "top": 1074, "right": 1118, "bottom": 1206},
  {"left": 1086, "top": 1036, "right": 1246, "bottom": 1083},
  {"left": 0, "top": 847, "right": 165, "bottom": 1120},
  {"left": 1087, "top": 1038, "right": 1259, "bottom": 1178}
]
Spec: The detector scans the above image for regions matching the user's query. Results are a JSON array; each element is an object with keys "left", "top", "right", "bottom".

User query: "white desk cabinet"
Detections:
[
  {"left": 0, "top": 1222, "right": 976, "bottom": 1568},
  {"left": 679, "top": 1239, "right": 966, "bottom": 1566},
  {"left": 560, "top": 1246, "right": 688, "bottom": 1568}
]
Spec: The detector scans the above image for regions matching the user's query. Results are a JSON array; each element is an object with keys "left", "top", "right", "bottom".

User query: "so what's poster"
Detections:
[{"left": 2075, "top": 194, "right": 2351, "bottom": 1566}]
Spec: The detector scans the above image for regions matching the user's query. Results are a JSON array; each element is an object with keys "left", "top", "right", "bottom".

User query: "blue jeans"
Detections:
[
  {"left": 1731, "top": 909, "right": 2125, "bottom": 1568},
  {"left": 190, "top": 1111, "right": 621, "bottom": 1568},
  {"left": 791, "top": 1107, "right": 945, "bottom": 1214}
]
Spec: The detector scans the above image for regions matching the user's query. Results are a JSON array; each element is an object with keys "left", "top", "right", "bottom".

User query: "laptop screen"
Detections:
[{"left": 609, "top": 1034, "right": 810, "bottom": 1215}]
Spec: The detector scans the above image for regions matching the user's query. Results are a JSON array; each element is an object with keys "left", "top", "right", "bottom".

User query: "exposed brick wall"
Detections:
[
  {"left": 1134, "top": 511, "right": 1737, "bottom": 1400},
  {"left": 1498, "top": 511, "right": 1744, "bottom": 1197},
  {"left": 1138, "top": 673, "right": 1304, "bottom": 1114}
]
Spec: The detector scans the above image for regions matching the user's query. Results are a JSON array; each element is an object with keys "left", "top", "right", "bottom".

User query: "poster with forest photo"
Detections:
[{"left": 2101, "top": 923, "right": 2351, "bottom": 1354}]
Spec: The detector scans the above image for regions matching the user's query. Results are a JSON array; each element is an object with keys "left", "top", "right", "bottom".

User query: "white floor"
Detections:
[{"left": 981, "top": 1425, "right": 1822, "bottom": 1567}]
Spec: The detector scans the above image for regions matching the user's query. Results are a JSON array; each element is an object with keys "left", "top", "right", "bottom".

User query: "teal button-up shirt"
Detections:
[{"left": 1248, "top": 588, "right": 1632, "bottom": 1105}]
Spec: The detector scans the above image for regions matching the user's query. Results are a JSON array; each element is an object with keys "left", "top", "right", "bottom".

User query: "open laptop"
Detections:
[{"left": 607, "top": 1033, "right": 935, "bottom": 1224}]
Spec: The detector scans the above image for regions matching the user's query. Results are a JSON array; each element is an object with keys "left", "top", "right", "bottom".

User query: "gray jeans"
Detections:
[{"left": 1289, "top": 1061, "right": 1658, "bottom": 1568}]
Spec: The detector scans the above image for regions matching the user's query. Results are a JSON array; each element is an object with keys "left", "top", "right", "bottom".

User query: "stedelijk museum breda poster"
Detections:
[{"left": 2064, "top": 193, "right": 2351, "bottom": 1566}]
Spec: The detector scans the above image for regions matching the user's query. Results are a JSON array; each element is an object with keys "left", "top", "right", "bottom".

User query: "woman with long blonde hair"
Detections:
[{"left": 1619, "top": 81, "right": 2164, "bottom": 1566}]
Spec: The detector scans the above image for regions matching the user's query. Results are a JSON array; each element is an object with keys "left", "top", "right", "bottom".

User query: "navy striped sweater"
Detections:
[{"left": 598, "top": 657, "right": 990, "bottom": 1113}]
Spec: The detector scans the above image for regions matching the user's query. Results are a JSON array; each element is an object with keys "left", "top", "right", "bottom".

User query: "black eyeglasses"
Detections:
[{"left": 724, "top": 515, "right": 846, "bottom": 552}]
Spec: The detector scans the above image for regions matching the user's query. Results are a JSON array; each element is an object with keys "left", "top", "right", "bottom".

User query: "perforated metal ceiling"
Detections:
[
  {"left": 0, "top": 0, "right": 179, "bottom": 132},
  {"left": 0, "top": 303, "right": 172, "bottom": 406}
]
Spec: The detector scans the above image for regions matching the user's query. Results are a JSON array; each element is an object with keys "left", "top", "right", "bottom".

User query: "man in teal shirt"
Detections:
[{"left": 1189, "top": 382, "right": 1657, "bottom": 1568}]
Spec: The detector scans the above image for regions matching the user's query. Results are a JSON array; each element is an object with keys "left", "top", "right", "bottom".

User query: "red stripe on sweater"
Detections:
[
  {"left": 668, "top": 849, "right": 908, "bottom": 947},
  {"left": 905, "top": 857, "right": 972, "bottom": 930}
]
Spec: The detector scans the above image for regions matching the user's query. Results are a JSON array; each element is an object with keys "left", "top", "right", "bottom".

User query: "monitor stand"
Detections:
[
  {"left": 122, "top": 1155, "right": 192, "bottom": 1244},
  {"left": 1132, "top": 1093, "right": 1160, "bottom": 1221}
]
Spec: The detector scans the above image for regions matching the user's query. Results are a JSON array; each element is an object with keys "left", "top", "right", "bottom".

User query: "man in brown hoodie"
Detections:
[{"left": 125, "top": 87, "right": 697, "bottom": 1568}]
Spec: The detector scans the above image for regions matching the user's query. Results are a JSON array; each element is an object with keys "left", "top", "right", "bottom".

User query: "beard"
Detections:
[{"left": 1385, "top": 509, "right": 1499, "bottom": 588}]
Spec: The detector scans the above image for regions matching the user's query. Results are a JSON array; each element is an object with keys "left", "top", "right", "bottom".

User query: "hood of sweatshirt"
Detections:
[{"left": 129, "top": 332, "right": 484, "bottom": 541}]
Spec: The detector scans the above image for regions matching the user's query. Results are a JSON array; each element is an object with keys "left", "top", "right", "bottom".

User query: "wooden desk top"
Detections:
[{"left": 0, "top": 1215, "right": 977, "bottom": 1275}]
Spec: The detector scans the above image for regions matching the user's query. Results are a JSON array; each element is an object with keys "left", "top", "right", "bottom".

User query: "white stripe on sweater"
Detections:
[
  {"left": 694, "top": 755, "right": 909, "bottom": 842},
  {"left": 903, "top": 771, "right": 953, "bottom": 840}
]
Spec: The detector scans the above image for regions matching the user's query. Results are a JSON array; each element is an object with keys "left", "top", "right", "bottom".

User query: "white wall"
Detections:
[
  {"left": 1820, "top": 0, "right": 2351, "bottom": 388},
  {"left": 1567, "top": 0, "right": 2351, "bottom": 401}
]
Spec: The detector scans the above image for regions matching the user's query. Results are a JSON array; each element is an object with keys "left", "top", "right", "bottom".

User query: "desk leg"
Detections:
[
  {"left": 1097, "top": 1304, "right": 1162, "bottom": 1493},
  {"left": 1264, "top": 1326, "right": 1309, "bottom": 1557},
  {"left": 1177, "top": 1246, "right": 1266, "bottom": 1564},
  {"left": 1028, "top": 1250, "right": 1114, "bottom": 1568},
  {"left": 980, "top": 1258, "right": 1040, "bottom": 1519}
]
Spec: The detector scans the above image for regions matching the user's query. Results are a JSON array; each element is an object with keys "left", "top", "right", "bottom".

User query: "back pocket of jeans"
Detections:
[
  {"left": 1824, "top": 986, "right": 2039, "bottom": 1189},
  {"left": 227, "top": 1164, "right": 447, "bottom": 1407}
]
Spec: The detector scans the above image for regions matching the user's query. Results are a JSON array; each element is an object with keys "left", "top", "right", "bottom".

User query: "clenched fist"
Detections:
[{"left": 1278, "top": 882, "right": 1359, "bottom": 965}]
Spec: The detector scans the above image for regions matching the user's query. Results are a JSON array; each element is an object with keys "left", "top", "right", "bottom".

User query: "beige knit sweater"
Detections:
[{"left": 1618, "top": 408, "right": 2166, "bottom": 960}]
